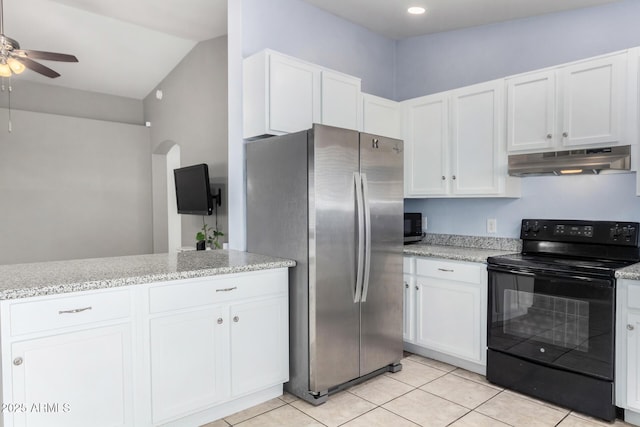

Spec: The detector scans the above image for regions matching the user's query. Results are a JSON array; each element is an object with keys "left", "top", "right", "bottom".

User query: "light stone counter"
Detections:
[
  {"left": 403, "top": 233, "right": 521, "bottom": 263},
  {"left": 0, "top": 250, "right": 295, "bottom": 300},
  {"left": 616, "top": 263, "right": 640, "bottom": 281}
]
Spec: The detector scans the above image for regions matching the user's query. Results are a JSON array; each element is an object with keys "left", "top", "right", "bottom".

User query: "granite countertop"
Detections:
[
  {"left": 403, "top": 244, "right": 517, "bottom": 263},
  {"left": 403, "top": 234, "right": 521, "bottom": 263},
  {"left": 616, "top": 263, "right": 640, "bottom": 281},
  {"left": 0, "top": 250, "right": 296, "bottom": 300}
]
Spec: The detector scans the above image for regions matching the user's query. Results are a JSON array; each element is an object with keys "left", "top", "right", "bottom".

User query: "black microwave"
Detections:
[{"left": 404, "top": 212, "right": 424, "bottom": 244}]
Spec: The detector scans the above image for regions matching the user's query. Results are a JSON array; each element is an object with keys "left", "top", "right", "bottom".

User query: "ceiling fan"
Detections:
[{"left": 0, "top": 0, "right": 78, "bottom": 79}]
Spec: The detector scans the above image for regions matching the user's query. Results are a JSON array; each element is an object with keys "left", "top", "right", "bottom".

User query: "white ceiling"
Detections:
[
  {"left": 0, "top": 0, "right": 622, "bottom": 100},
  {"left": 3, "top": 0, "right": 227, "bottom": 99},
  {"left": 301, "top": 0, "right": 621, "bottom": 40}
]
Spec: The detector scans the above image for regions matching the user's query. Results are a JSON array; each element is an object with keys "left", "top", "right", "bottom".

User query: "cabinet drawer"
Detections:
[
  {"left": 416, "top": 258, "right": 482, "bottom": 284},
  {"left": 628, "top": 285, "right": 640, "bottom": 310},
  {"left": 149, "top": 270, "right": 288, "bottom": 314},
  {"left": 10, "top": 290, "right": 131, "bottom": 336}
]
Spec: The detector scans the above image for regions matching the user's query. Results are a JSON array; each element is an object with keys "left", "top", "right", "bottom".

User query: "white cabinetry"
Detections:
[
  {"left": 0, "top": 268, "right": 290, "bottom": 427},
  {"left": 616, "top": 279, "right": 640, "bottom": 426},
  {"left": 243, "top": 49, "right": 361, "bottom": 139},
  {"left": 403, "top": 80, "right": 518, "bottom": 198},
  {"left": 403, "top": 257, "right": 415, "bottom": 343},
  {"left": 146, "top": 270, "right": 288, "bottom": 426},
  {"left": 0, "top": 290, "right": 134, "bottom": 427},
  {"left": 507, "top": 53, "right": 627, "bottom": 152},
  {"left": 403, "top": 257, "right": 487, "bottom": 374},
  {"left": 362, "top": 93, "right": 402, "bottom": 139}
]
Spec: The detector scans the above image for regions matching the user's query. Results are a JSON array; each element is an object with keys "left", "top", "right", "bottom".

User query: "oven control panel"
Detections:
[{"left": 521, "top": 219, "right": 640, "bottom": 246}]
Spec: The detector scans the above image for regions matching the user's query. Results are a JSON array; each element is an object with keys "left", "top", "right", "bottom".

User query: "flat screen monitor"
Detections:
[{"left": 174, "top": 163, "right": 213, "bottom": 215}]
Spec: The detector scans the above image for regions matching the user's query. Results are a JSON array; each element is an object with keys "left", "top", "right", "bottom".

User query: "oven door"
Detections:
[{"left": 487, "top": 265, "right": 615, "bottom": 380}]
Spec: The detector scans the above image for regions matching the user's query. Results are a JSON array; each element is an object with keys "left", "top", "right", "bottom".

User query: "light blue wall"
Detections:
[
  {"left": 242, "top": 0, "right": 396, "bottom": 99},
  {"left": 400, "top": 0, "right": 640, "bottom": 238},
  {"left": 396, "top": 0, "right": 640, "bottom": 100},
  {"left": 406, "top": 173, "right": 640, "bottom": 238}
]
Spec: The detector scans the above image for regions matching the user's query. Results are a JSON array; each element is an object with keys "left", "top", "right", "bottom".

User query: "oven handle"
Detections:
[{"left": 487, "top": 265, "right": 614, "bottom": 288}]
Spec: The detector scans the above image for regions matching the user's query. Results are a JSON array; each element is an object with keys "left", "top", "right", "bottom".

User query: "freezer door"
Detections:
[
  {"left": 359, "top": 133, "right": 404, "bottom": 376},
  {"left": 309, "top": 124, "right": 361, "bottom": 393}
]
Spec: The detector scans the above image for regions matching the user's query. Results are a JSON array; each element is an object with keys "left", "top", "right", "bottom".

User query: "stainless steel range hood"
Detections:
[{"left": 508, "top": 145, "right": 631, "bottom": 177}]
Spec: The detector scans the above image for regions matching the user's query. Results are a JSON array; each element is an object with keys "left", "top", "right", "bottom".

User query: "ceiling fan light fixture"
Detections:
[
  {"left": 0, "top": 62, "right": 11, "bottom": 77},
  {"left": 7, "top": 58, "right": 24, "bottom": 74}
]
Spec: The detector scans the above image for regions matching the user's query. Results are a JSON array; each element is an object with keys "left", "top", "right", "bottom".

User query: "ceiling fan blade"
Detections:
[
  {"left": 16, "top": 57, "right": 60, "bottom": 78},
  {"left": 16, "top": 49, "right": 78, "bottom": 63}
]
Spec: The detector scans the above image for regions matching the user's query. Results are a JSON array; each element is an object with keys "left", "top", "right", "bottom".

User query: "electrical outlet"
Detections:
[
  {"left": 423, "top": 216, "right": 427, "bottom": 231},
  {"left": 487, "top": 218, "right": 497, "bottom": 234}
]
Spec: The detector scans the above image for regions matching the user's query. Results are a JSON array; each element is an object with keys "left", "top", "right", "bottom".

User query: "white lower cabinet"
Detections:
[
  {"left": 11, "top": 324, "right": 134, "bottom": 427},
  {"left": 0, "top": 268, "right": 290, "bottom": 427},
  {"left": 403, "top": 257, "right": 487, "bottom": 374},
  {"left": 616, "top": 279, "right": 640, "bottom": 426}
]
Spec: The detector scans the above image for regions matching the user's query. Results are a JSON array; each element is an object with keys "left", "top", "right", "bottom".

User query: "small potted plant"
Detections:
[{"left": 196, "top": 220, "right": 225, "bottom": 250}]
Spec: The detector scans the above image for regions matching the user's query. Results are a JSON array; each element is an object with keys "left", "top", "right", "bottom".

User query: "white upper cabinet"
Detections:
[
  {"left": 403, "top": 93, "right": 449, "bottom": 196},
  {"left": 450, "top": 81, "right": 504, "bottom": 195},
  {"left": 243, "top": 49, "right": 362, "bottom": 139},
  {"left": 361, "top": 93, "right": 402, "bottom": 139},
  {"left": 507, "top": 52, "right": 627, "bottom": 152},
  {"left": 321, "top": 70, "right": 361, "bottom": 131},
  {"left": 403, "top": 80, "right": 518, "bottom": 198}
]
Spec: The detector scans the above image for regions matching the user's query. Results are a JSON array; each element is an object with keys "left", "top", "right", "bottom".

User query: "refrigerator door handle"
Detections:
[
  {"left": 354, "top": 172, "right": 365, "bottom": 303},
  {"left": 361, "top": 173, "right": 372, "bottom": 302}
]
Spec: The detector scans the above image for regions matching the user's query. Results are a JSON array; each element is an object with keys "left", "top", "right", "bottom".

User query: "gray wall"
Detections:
[
  {"left": 396, "top": 0, "right": 640, "bottom": 100},
  {"left": 0, "top": 108, "right": 152, "bottom": 265},
  {"left": 0, "top": 80, "right": 144, "bottom": 124},
  {"left": 144, "top": 36, "right": 228, "bottom": 249}
]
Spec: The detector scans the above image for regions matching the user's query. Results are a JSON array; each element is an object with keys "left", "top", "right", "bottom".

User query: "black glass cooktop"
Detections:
[{"left": 487, "top": 253, "right": 635, "bottom": 277}]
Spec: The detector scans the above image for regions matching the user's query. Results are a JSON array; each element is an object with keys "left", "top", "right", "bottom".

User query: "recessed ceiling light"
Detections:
[{"left": 407, "top": 6, "right": 426, "bottom": 15}]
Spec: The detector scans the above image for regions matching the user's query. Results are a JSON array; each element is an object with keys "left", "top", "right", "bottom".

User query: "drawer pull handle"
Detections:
[
  {"left": 216, "top": 287, "right": 237, "bottom": 292},
  {"left": 438, "top": 268, "right": 454, "bottom": 272},
  {"left": 58, "top": 306, "right": 92, "bottom": 315}
]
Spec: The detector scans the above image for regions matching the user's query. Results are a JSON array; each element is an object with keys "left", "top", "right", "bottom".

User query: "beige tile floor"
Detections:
[{"left": 203, "top": 353, "right": 635, "bottom": 427}]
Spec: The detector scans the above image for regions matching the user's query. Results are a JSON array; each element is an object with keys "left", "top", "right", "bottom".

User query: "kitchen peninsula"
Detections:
[{"left": 0, "top": 250, "right": 295, "bottom": 427}]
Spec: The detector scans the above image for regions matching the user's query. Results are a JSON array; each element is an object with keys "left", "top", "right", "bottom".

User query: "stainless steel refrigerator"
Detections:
[{"left": 246, "top": 124, "right": 404, "bottom": 405}]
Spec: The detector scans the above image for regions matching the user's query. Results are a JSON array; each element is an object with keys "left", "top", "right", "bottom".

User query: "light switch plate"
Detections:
[{"left": 487, "top": 218, "right": 497, "bottom": 234}]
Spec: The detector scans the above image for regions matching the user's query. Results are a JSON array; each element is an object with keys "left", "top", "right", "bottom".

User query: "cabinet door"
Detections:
[
  {"left": 230, "top": 296, "right": 288, "bottom": 397},
  {"left": 561, "top": 54, "right": 626, "bottom": 147},
  {"left": 403, "top": 94, "right": 449, "bottom": 197},
  {"left": 149, "top": 307, "right": 228, "bottom": 424},
  {"left": 362, "top": 93, "right": 402, "bottom": 139},
  {"left": 450, "top": 80, "right": 503, "bottom": 195},
  {"left": 627, "top": 312, "right": 640, "bottom": 411},
  {"left": 321, "top": 71, "right": 361, "bottom": 130},
  {"left": 269, "top": 53, "right": 320, "bottom": 134},
  {"left": 11, "top": 324, "right": 133, "bottom": 427},
  {"left": 403, "top": 274, "right": 415, "bottom": 343},
  {"left": 506, "top": 71, "right": 557, "bottom": 152},
  {"left": 415, "top": 278, "right": 482, "bottom": 362}
]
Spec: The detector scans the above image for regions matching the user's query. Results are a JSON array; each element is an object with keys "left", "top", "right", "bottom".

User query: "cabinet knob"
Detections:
[
  {"left": 13, "top": 357, "right": 23, "bottom": 366},
  {"left": 546, "top": 134, "right": 552, "bottom": 139},
  {"left": 217, "top": 318, "right": 223, "bottom": 325},
  {"left": 415, "top": 285, "right": 419, "bottom": 290},
  {"left": 562, "top": 132, "right": 569, "bottom": 138},
  {"left": 404, "top": 282, "right": 409, "bottom": 289},
  {"left": 628, "top": 324, "right": 635, "bottom": 331},
  {"left": 441, "top": 176, "right": 446, "bottom": 180},
  {"left": 233, "top": 316, "right": 240, "bottom": 323},
  {"left": 452, "top": 175, "right": 457, "bottom": 180}
]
